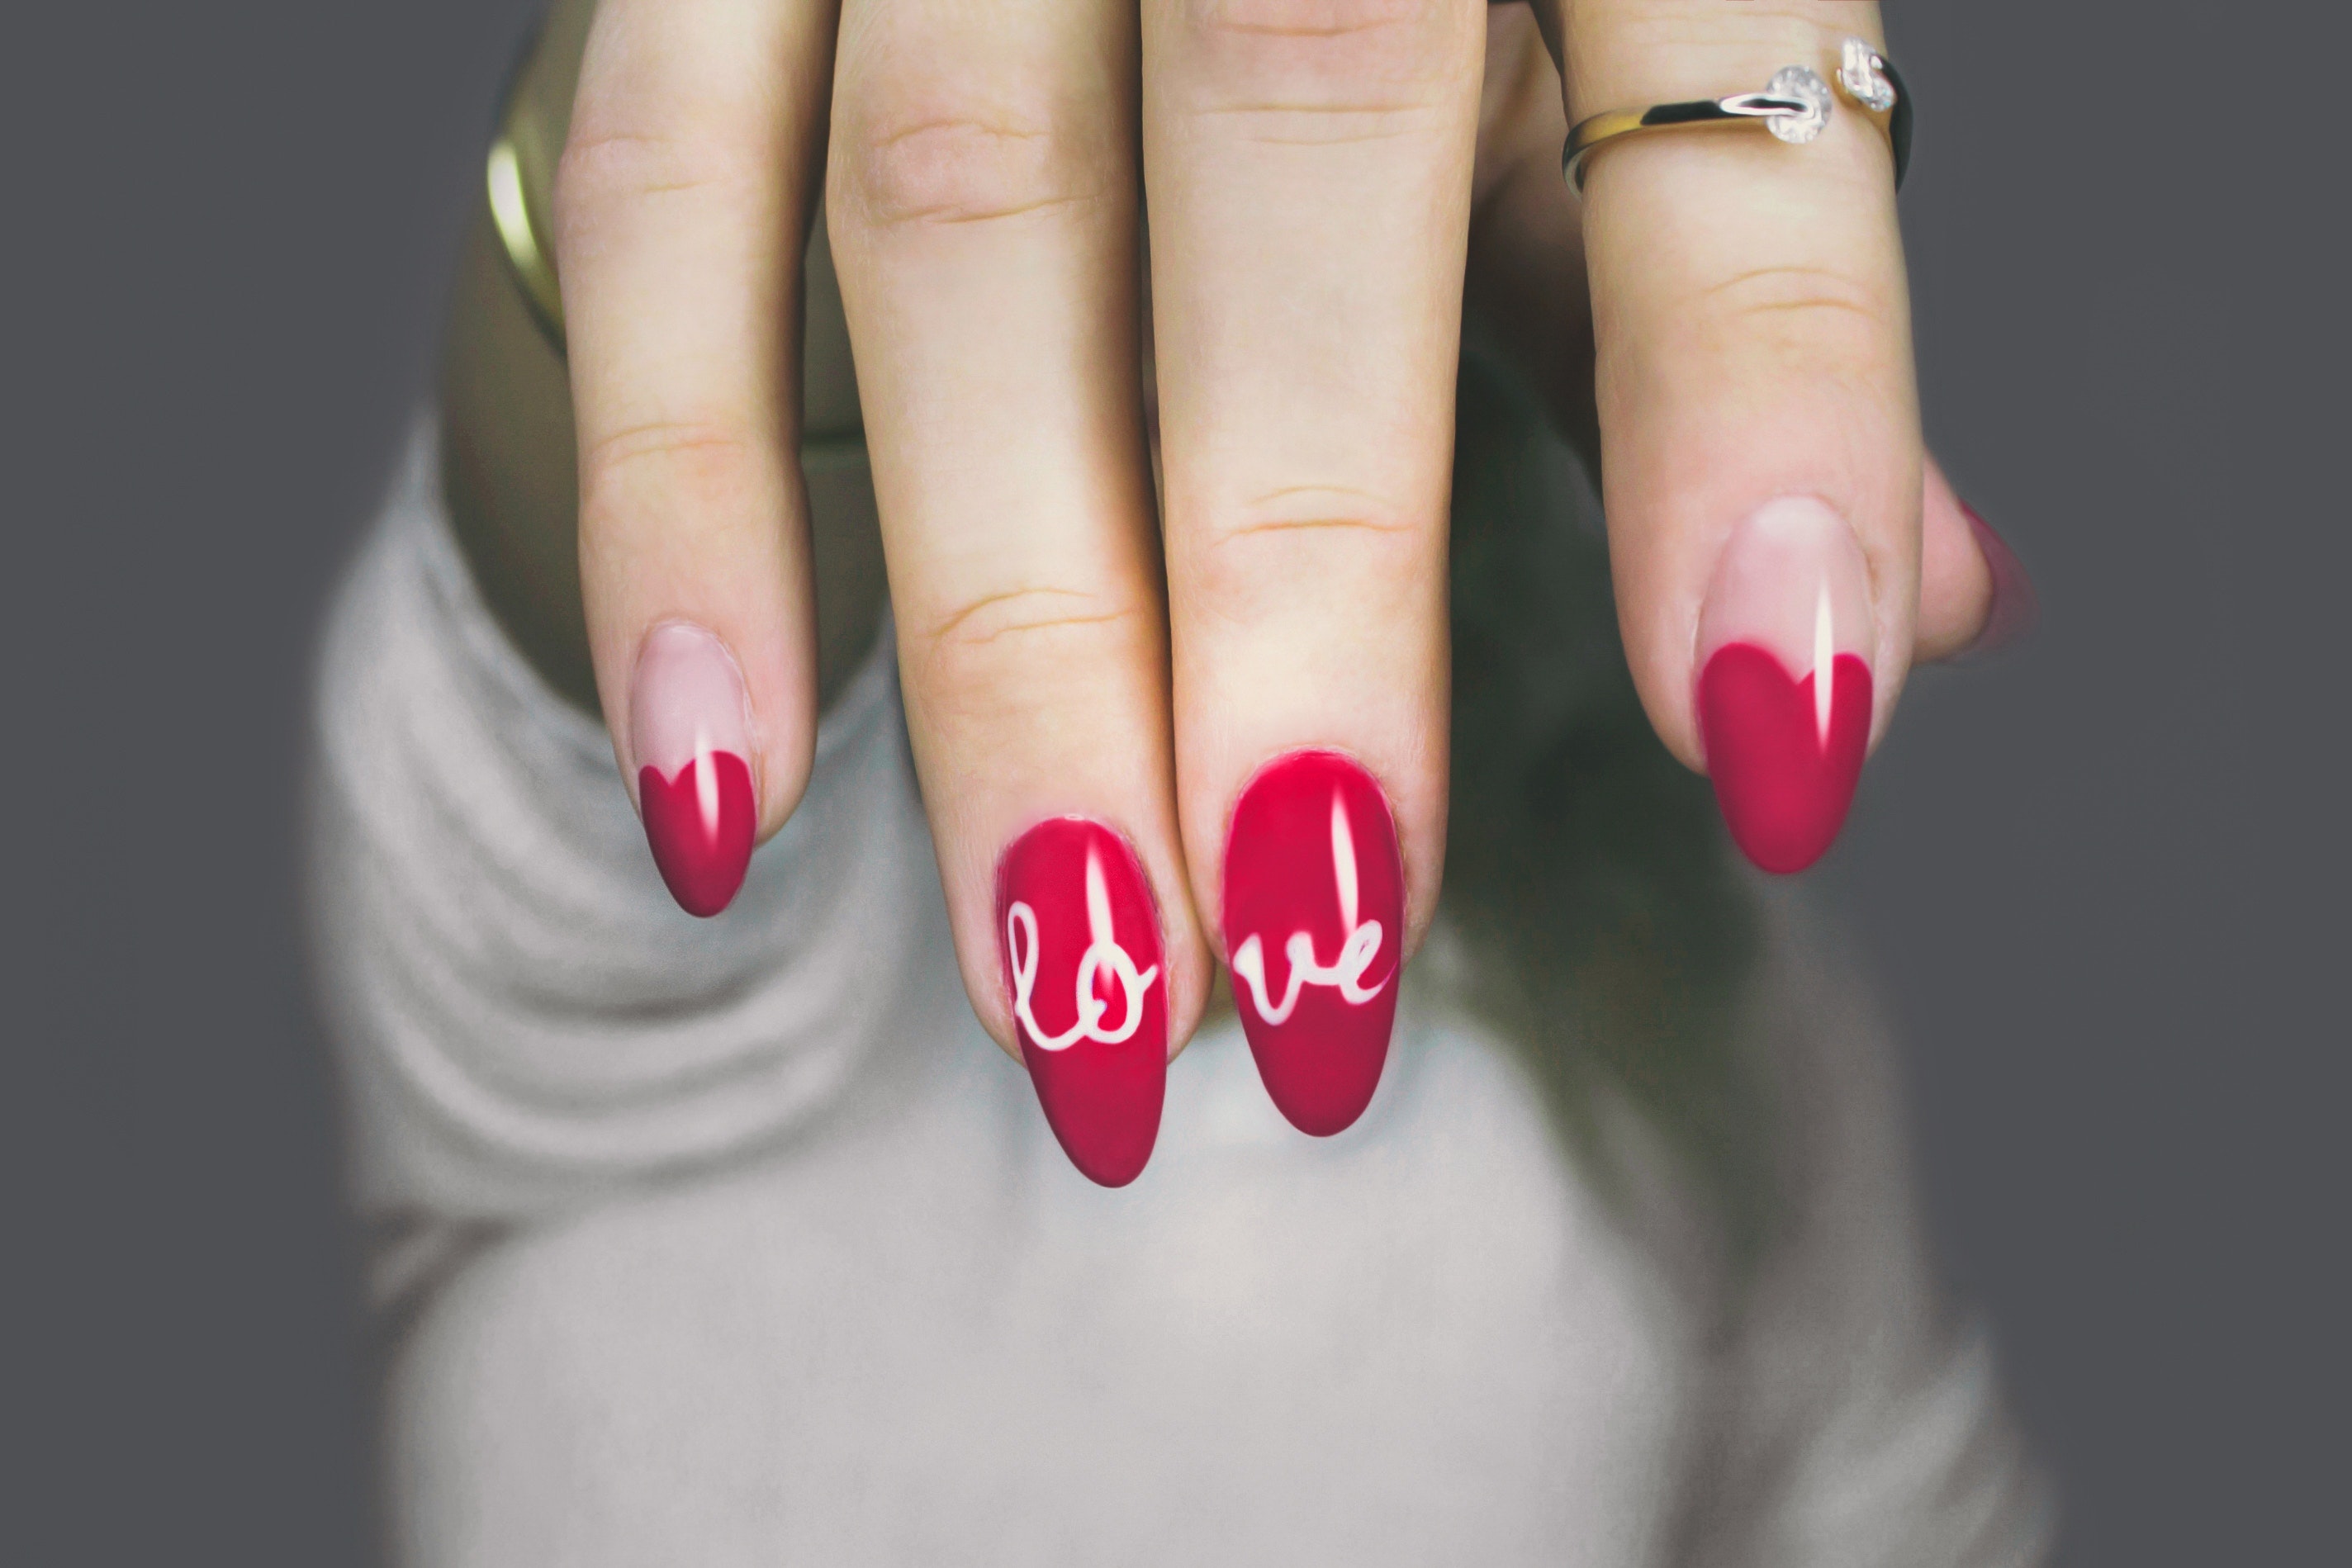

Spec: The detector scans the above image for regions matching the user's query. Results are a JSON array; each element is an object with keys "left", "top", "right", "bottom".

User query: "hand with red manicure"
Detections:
[{"left": 486, "top": 0, "right": 2030, "bottom": 1187}]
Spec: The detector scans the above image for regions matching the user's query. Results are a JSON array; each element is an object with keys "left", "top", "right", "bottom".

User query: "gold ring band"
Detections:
[{"left": 1563, "top": 38, "right": 1912, "bottom": 193}]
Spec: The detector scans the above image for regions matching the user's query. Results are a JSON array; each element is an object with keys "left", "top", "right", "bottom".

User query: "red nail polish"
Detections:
[
  {"left": 998, "top": 819, "right": 1166, "bottom": 1187},
  {"left": 639, "top": 752, "right": 756, "bottom": 916},
  {"left": 1960, "top": 501, "right": 2039, "bottom": 656},
  {"left": 1221, "top": 751, "right": 1403, "bottom": 1137},
  {"left": 630, "top": 622, "right": 756, "bottom": 917},
  {"left": 1696, "top": 498, "right": 1876, "bottom": 875},
  {"left": 1697, "top": 643, "right": 1871, "bottom": 874}
]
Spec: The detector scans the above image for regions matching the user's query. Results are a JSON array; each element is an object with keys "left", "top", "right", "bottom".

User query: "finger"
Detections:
[
  {"left": 1463, "top": 2, "right": 1593, "bottom": 457},
  {"left": 555, "top": 0, "right": 837, "bottom": 915},
  {"left": 1141, "top": 0, "right": 1487, "bottom": 1135},
  {"left": 1469, "top": 16, "right": 2024, "bottom": 675},
  {"left": 1553, "top": 2, "right": 1919, "bottom": 874},
  {"left": 1918, "top": 455, "right": 2037, "bottom": 661},
  {"left": 1467, "top": 154, "right": 2018, "bottom": 667},
  {"left": 827, "top": 0, "right": 1197, "bottom": 1187}
]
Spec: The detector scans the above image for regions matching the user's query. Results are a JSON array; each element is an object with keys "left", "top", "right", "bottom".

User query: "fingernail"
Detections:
[
  {"left": 1959, "top": 500, "right": 2039, "bottom": 656},
  {"left": 1221, "top": 751, "right": 1404, "bottom": 1137},
  {"left": 998, "top": 819, "right": 1167, "bottom": 1187},
  {"left": 1696, "top": 497, "right": 1875, "bottom": 875},
  {"left": 629, "top": 622, "right": 756, "bottom": 917}
]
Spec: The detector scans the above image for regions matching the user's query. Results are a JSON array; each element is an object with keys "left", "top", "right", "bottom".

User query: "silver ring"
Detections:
[{"left": 1562, "top": 38, "right": 1912, "bottom": 192}]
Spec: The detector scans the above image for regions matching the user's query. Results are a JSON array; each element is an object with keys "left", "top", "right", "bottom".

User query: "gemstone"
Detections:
[
  {"left": 1839, "top": 38, "right": 1897, "bottom": 113},
  {"left": 1765, "top": 67, "right": 1833, "bottom": 144}
]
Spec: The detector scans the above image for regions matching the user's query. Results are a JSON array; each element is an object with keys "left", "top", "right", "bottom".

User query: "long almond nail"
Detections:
[
  {"left": 998, "top": 819, "right": 1166, "bottom": 1187},
  {"left": 1696, "top": 498, "right": 1875, "bottom": 874},
  {"left": 629, "top": 622, "right": 756, "bottom": 917},
  {"left": 1221, "top": 751, "right": 1403, "bottom": 1137}
]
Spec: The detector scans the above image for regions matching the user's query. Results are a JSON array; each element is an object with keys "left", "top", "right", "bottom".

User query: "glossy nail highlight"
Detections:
[
  {"left": 1696, "top": 498, "right": 1875, "bottom": 875},
  {"left": 1221, "top": 751, "right": 1403, "bottom": 1137},
  {"left": 630, "top": 622, "right": 756, "bottom": 917},
  {"left": 998, "top": 819, "right": 1166, "bottom": 1187}
]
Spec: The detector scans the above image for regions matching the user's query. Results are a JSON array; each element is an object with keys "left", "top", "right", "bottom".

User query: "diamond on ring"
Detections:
[
  {"left": 1839, "top": 38, "right": 1898, "bottom": 113},
  {"left": 1764, "top": 68, "right": 1833, "bottom": 144},
  {"left": 1561, "top": 40, "right": 1911, "bottom": 192}
]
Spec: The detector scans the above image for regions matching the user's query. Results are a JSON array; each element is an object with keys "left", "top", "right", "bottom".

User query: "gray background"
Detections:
[{"left": 6, "top": 2, "right": 2340, "bottom": 1562}]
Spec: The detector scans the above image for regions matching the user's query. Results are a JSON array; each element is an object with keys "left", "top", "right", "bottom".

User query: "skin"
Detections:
[
  {"left": 441, "top": 0, "right": 886, "bottom": 713},
  {"left": 442, "top": 0, "right": 1999, "bottom": 1068}
]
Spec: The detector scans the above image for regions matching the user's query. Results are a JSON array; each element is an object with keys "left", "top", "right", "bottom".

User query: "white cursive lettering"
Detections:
[
  {"left": 1231, "top": 791, "right": 1389, "bottom": 1026},
  {"left": 1007, "top": 847, "right": 1159, "bottom": 1053}
]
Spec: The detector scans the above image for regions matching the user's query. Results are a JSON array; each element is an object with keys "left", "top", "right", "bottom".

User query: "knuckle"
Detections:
[
  {"left": 1193, "top": 0, "right": 1450, "bottom": 52},
  {"left": 553, "top": 125, "right": 756, "bottom": 241},
  {"left": 1190, "top": 498, "right": 1423, "bottom": 624},
  {"left": 837, "top": 85, "right": 1107, "bottom": 232},
  {"left": 1187, "top": 0, "right": 1472, "bottom": 118},
  {"left": 1698, "top": 263, "right": 1894, "bottom": 350},
  {"left": 921, "top": 585, "right": 1139, "bottom": 660},
  {"left": 1614, "top": 7, "right": 1847, "bottom": 61},
  {"left": 912, "top": 585, "right": 1145, "bottom": 705},
  {"left": 579, "top": 418, "right": 763, "bottom": 519}
]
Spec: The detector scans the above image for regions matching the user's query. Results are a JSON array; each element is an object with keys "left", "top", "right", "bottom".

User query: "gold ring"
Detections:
[{"left": 1563, "top": 38, "right": 1912, "bottom": 193}]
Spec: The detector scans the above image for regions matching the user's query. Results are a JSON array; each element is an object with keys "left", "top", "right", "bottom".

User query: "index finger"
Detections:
[{"left": 554, "top": 0, "right": 837, "bottom": 913}]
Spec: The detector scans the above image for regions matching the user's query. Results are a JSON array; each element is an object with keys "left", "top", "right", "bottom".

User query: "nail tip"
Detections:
[
  {"left": 652, "top": 865, "right": 748, "bottom": 918},
  {"left": 1727, "top": 835, "right": 1836, "bottom": 877},
  {"left": 1698, "top": 644, "right": 1869, "bottom": 878},
  {"left": 1081, "top": 1144, "right": 1152, "bottom": 1187},
  {"left": 1239, "top": 1002, "right": 1393, "bottom": 1137},
  {"left": 638, "top": 753, "right": 756, "bottom": 918},
  {"left": 1030, "top": 1067, "right": 1165, "bottom": 1187},
  {"left": 1276, "top": 1101, "right": 1373, "bottom": 1139},
  {"left": 1238, "top": 1013, "right": 1387, "bottom": 1139},
  {"left": 1069, "top": 1148, "right": 1153, "bottom": 1188}
]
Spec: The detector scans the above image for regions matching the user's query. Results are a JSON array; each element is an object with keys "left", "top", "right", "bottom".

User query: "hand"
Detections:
[{"left": 547, "top": 0, "right": 2020, "bottom": 1183}]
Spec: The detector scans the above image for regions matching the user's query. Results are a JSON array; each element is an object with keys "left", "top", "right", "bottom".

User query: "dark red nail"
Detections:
[
  {"left": 1697, "top": 643, "right": 1871, "bottom": 874},
  {"left": 1221, "top": 751, "right": 1403, "bottom": 1137},
  {"left": 638, "top": 753, "right": 756, "bottom": 917},
  {"left": 998, "top": 819, "right": 1166, "bottom": 1187},
  {"left": 1960, "top": 502, "right": 2039, "bottom": 656}
]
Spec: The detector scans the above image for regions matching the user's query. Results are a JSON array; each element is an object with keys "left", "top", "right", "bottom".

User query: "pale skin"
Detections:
[{"left": 443, "top": 0, "right": 1999, "bottom": 1068}]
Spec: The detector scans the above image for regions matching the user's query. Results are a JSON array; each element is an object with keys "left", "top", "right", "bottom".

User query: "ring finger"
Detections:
[{"left": 1554, "top": 0, "right": 1921, "bottom": 873}]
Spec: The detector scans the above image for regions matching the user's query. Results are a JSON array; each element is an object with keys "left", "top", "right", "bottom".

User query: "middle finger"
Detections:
[
  {"left": 830, "top": 0, "right": 1196, "bottom": 1187},
  {"left": 1142, "top": 0, "right": 1486, "bottom": 1135}
]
